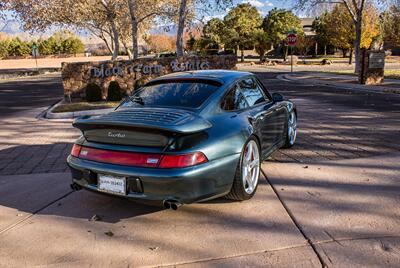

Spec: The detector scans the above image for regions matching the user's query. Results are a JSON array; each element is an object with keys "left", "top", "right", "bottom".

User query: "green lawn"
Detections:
[{"left": 52, "top": 101, "right": 121, "bottom": 113}]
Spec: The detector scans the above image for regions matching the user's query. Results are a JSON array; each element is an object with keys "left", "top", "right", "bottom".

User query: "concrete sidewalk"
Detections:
[
  {"left": 281, "top": 72, "right": 400, "bottom": 94},
  {"left": 0, "top": 172, "right": 321, "bottom": 267},
  {"left": 0, "top": 151, "right": 399, "bottom": 267}
]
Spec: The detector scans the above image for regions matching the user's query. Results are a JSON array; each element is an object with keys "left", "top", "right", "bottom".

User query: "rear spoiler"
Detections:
[{"left": 72, "top": 107, "right": 212, "bottom": 134}]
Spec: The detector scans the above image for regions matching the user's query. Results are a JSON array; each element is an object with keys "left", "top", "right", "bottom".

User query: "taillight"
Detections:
[
  {"left": 72, "top": 146, "right": 208, "bottom": 168},
  {"left": 71, "top": 144, "right": 82, "bottom": 157},
  {"left": 158, "top": 152, "right": 208, "bottom": 168},
  {"left": 78, "top": 147, "right": 162, "bottom": 168}
]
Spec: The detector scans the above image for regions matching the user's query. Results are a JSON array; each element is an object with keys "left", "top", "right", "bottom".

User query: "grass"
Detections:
[
  {"left": 317, "top": 69, "right": 400, "bottom": 80},
  {"left": 52, "top": 101, "right": 121, "bottom": 113}
]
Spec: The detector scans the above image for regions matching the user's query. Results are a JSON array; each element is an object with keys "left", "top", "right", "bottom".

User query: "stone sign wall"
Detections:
[
  {"left": 62, "top": 55, "right": 237, "bottom": 101},
  {"left": 359, "top": 50, "right": 385, "bottom": 85}
]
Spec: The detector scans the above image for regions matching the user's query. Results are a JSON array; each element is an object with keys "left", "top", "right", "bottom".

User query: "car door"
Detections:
[
  {"left": 254, "top": 78, "right": 286, "bottom": 145},
  {"left": 237, "top": 77, "right": 277, "bottom": 156}
]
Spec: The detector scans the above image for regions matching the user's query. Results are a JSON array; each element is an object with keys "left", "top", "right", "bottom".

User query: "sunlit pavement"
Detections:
[{"left": 0, "top": 71, "right": 399, "bottom": 267}]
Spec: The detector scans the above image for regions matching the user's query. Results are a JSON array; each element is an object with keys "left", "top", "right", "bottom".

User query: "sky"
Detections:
[{"left": 203, "top": 0, "right": 291, "bottom": 21}]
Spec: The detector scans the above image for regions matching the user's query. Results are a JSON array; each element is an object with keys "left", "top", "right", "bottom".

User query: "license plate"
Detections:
[{"left": 98, "top": 174, "right": 126, "bottom": 195}]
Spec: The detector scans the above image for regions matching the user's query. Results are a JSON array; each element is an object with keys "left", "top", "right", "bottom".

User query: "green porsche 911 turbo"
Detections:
[{"left": 67, "top": 70, "right": 297, "bottom": 210}]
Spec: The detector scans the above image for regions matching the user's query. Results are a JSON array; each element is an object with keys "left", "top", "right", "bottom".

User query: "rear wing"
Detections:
[{"left": 72, "top": 107, "right": 212, "bottom": 134}]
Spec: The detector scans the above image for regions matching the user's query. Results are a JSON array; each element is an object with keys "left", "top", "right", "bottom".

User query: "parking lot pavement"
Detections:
[{"left": 0, "top": 172, "right": 321, "bottom": 267}]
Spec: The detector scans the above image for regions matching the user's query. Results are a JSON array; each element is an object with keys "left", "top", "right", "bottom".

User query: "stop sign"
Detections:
[{"left": 286, "top": 33, "right": 297, "bottom": 46}]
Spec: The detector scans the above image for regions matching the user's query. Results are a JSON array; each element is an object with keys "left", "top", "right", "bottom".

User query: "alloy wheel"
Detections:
[
  {"left": 242, "top": 140, "right": 260, "bottom": 194},
  {"left": 288, "top": 111, "right": 297, "bottom": 145}
]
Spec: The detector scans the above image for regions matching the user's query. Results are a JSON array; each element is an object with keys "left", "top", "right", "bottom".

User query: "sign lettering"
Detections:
[{"left": 89, "top": 59, "right": 210, "bottom": 78}]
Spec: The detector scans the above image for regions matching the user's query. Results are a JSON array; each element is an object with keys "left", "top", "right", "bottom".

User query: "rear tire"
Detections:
[{"left": 225, "top": 137, "right": 261, "bottom": 201}]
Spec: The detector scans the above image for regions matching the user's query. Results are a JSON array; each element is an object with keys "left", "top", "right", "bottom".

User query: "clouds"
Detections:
[{"left": 241, "top": 0, "right": 274, "bottom": 8}]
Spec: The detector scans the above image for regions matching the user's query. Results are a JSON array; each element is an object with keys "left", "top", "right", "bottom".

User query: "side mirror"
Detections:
[{"left": 272, "top": 93, "right": 284, "bottom": 103}]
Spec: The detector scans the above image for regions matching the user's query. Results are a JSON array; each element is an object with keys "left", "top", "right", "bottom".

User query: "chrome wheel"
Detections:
[
  {"left": 288, "top": 111, "right": 297, "bottom": 145},
  {"left": 242, "top": 140, "right": 260, "bottom": 194}
]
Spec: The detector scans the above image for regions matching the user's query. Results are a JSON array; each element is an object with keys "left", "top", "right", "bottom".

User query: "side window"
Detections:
[
  {"left": 238, "top": 78, "right": 267, "bottom": 106},
  {"left": 254, "top": 78, "right": 272, "bottom": 102},
  {"left": 221, "top": 84, "right": 249, "bottom": 111}
]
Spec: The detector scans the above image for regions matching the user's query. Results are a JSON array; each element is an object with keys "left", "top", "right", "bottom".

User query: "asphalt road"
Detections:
[
  {"left": 0, "top": 71, "right": 399, "bottom": 267},
  {"left": 0, "top": 73, "right": 63, "bottom": 118}
]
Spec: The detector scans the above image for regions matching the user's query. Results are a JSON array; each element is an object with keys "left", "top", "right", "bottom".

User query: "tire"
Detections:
[
  {"left": 282, "top": 110, "right": 297, "bottom": 149},
  {"left": 225, "top": 137, "right": 261, "bottom": 201}
]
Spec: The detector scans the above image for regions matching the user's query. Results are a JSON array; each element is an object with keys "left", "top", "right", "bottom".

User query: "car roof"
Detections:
[{"left": 149, "top": 70, "right": 253, "bottom": 85}]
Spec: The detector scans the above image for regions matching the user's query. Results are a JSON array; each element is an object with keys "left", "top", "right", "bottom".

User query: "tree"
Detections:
[
  {"left": 292, "top": 0, "right": 386, "bottom": 73},
  {"left": 224, "top": 3, "right": 262, "bottom": 62},
  {"left": 6, "top": 0, "right": 163, "bottom": 60},
  {"left": 262, "top": 8, "right": 303, "bottom": 60},
  {"left": 175, "top": 0, "right": 231, "bottom": 57},
  {"left": 252, "top": 29, "right": 271, "bottom": 62},
  {"left": 296, "top": 34, "right": 315, "bottom": 56},
  {"left": 325, "top": 4, "right": 380, "bottom": 64},
  {"left": 203, "top": 18, "right": 226, "bottom": 49},
  {"left": 381, "top": 5, "right": 400, "bottom": 48},
  {"left": 144, "top": 34, "right": 176, "bottom": 53},
  {"left": 325, "top": 5, "right": 354, "bottom": 59},
  {"left": 312, "top": 12, "right": 330, "bottom": 55}
]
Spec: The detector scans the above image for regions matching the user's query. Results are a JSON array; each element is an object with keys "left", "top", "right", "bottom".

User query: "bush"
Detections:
[
  {"left": 0, "top": 31, "right": 85, "bottom": 58},
  {"left": 85, "top": 83, "right": 102, "bottom": 102},
  {"left": 107, "top": 81, "right": 123, "bottom": 101}
]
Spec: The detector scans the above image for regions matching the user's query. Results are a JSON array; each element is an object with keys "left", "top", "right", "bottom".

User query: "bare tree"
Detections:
[{"left": 175, "top": 0, "right": 232, "bottom": 57}]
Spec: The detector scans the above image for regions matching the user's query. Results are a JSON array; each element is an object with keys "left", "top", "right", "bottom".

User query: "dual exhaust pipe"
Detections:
[{"left": 163, "top": 200, "right": 182, "bottom": 210}]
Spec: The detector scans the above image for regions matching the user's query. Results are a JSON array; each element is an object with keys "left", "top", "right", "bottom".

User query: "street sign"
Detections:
[
  {"left": 286, "top": 33, "right": 297, "bottom": 47},
  {"left": 32, "top": 44, "right": 39, "bottom": 57},
  {"left": 31, "top": 44, "right": 39, "bottom": 70}
]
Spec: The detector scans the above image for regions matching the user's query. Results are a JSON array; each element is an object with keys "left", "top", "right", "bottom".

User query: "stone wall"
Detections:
[
  {"left": 359, "top": 50, "right": 385, "bottom": 85},
  {"left": 61, "top": 55, "right": 237, "bottom": 101}
]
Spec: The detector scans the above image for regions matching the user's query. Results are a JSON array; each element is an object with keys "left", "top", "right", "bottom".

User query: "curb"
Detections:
[
  {"left": 279, "top": 74, "right": 400, "bottom": 95},
  {"left": 45, "top": 100, "right": 115, "bottom": 119}
]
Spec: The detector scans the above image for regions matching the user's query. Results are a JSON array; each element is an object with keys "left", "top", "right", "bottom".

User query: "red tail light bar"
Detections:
[{"left": 70, "top": 144, "right": 208, "bottom": 168}]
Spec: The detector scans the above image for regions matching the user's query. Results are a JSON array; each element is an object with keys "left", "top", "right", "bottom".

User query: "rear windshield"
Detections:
[{"left": 121, "top": 82, "right": 219, "bottom": 109}]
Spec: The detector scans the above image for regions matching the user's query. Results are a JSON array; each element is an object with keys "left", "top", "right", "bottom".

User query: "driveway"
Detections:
[{"left": 0, "top": 71, "right": 399, "bottom": 267}]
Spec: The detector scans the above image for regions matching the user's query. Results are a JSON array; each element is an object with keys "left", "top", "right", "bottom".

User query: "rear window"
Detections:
[{"left": 121, "top": 82, "right": 219, "bottom": 109}]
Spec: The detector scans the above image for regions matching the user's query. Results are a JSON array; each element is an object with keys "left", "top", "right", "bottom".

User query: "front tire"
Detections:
[
  {"left": 225, "top": 137, "right": 261, "bottom": 201},
  {"left": 282, "top": 111, "right": 297, "bottom": 148}
]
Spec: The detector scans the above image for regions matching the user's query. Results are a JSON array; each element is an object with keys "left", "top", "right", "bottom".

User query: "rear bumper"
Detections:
[{"left": 67, "top": 153, "right": 240, "bottom": 204}]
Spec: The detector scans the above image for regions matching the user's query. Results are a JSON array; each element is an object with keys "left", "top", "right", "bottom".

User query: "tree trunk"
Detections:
[
  {"left": 110, "top": 20, "right": 119, "bottom": 60},
  {"left": 122, "top": 40, "right": 133, "bottom": 60},
  {"left": 324, "top": 45, "right": 327, "bottom": 56},
  {"left": 98, "top": 34, "right": 113, "bottom": 55},
  {"left": 349, "top": 48, "right": 353, "bottom": 65},
  {"left": 284, "top": 46, "right": 288, "bottom": 61},
  {"left": 342, "top": 49, "right": 347, "bottom": 58},
  {"left": 127, "top": 0, "right": 139, "bottom": 59},
  {"left": 259, "top": 52, "right": 265, "bottom": 63},
  {"left": 354, "top": 17, "right": 362, "bottom": 74},
  {"left": 176, "top": 0, "right": 187, "bottom": 57},
  {"left": 241, "top": 49, "right": 244, "bottom": 62}
]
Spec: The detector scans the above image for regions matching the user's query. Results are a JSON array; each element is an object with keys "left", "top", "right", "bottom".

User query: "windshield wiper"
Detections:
[{"left": 129, "top": 96, "right": 145, "bottom": 105}]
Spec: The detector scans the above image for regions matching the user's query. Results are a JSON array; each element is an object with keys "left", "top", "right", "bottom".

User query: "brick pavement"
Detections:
[
  {"left": 0, "top": 116, "right": 79, "bottom": 175},
  {"left": 0, "top": 72, "right": 399, "bottom": 175}
]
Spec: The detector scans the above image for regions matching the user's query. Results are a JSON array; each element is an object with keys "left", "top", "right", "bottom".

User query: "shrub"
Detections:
[
  {"left": 85, "top": 83, "right": 102, "bottom": 102},
  {"left": 107, "top": 81, "right": 123, "bottom": 101}
]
